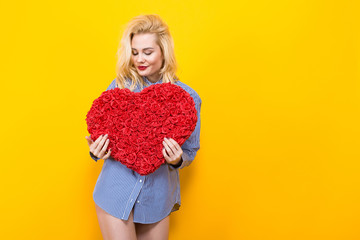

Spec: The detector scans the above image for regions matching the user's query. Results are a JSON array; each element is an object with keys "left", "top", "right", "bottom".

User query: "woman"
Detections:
[{"left": 85, "top": 14, "right": 202, "bottom": 240}]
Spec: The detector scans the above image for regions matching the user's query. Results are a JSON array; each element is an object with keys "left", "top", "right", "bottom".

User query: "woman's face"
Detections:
[{"left": 131, "top": 33, "right": 164, "bottom": 83}]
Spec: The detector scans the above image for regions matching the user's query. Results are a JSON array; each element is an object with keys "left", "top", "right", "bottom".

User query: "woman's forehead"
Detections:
[{"left": 131, "top": 33, "right": 158, "bottom": 49}]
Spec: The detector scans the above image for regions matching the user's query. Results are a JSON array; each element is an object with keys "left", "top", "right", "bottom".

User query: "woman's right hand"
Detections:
[{"left": 85, "top": 134, "right": 111, "bottom": 160}]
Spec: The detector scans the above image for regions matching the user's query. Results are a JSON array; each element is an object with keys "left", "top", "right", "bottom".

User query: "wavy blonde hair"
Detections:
[{"left": 115, "top": 14, "right": 179, "bottom": 91}]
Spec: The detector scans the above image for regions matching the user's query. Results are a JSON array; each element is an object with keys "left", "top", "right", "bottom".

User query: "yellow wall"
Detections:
[{"left": 1, "top": 0, "right": 359, "bottom": 239}]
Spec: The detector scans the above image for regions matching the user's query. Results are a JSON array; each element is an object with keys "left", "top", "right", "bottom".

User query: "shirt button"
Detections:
[
  {"left": 139, "top": 179, "right": 143, "bottom": 183},
  {"left": 137, "top": 200, "right": 140, "bottom": 203}
]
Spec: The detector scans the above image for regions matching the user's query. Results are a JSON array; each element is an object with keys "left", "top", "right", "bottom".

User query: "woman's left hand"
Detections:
[{"left": 162, "top": 137, "right": 183, "bottom": 165}]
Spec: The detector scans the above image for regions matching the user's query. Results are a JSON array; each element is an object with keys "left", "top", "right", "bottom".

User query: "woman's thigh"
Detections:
[
  {"left": 135, "top": 215, "right": 170, "bottom": 240},
  {"left": 95, "top": 203, "right": 137, "bottom": 240}
]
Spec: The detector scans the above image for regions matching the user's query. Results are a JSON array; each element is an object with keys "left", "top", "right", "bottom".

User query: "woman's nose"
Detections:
[{"left": 137, "top": 53, "right": 145, "bottom": 63}]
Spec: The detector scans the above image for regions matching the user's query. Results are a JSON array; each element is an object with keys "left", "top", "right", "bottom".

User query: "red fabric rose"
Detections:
[{"left": 86, "top": 82, "right": 197, "bottom": 175}]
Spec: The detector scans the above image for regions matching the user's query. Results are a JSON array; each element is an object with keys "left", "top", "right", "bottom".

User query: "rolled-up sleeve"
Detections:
[
  {"left": 89, "top": 79, "right": 117, "bottom": 162},
  {"left": 169, "top": 92, "right": 202, "bottom": 170}
]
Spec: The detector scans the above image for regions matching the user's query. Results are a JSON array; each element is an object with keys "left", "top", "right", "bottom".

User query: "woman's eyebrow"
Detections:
[{"left": 132, "top": 47, "right": 154, "bottom": 50}]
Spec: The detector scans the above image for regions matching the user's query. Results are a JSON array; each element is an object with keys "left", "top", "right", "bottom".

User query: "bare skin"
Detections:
[
  {"left": 95, "top": 203, "right": 169, "bottom": 240},
  {"left": 95, "top": 203, "right": 137, "bottom": 240},
  {"left": 135, "top": 214, "right": 170, "bottom": 240}
]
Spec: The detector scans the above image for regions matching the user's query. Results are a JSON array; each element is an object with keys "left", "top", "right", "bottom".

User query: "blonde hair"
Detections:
[{"left": 115, "top": 14, "right": 179, "bottom": 91}]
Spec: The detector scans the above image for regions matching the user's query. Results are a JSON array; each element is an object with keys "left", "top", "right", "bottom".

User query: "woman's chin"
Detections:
[{"left": 137, "top": 71, "right": 147, "bottom": 76}]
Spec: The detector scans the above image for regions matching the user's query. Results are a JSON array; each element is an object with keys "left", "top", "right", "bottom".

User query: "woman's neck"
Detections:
[{"left": 145, "top": 74, "right": 161, "bottom": 83}]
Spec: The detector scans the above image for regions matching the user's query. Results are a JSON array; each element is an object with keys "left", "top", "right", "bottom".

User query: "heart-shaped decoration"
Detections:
[{"left": 86, "top": 82, "right": 197, "bottom": 175}]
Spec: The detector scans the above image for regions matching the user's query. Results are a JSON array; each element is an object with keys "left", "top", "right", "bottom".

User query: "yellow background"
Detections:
[{"left": 1, "top": 0, "right": 359, "bottom": 239}]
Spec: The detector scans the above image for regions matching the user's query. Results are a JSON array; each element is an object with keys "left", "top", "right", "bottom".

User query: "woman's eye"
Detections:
[{"left": 132, "top": 52, "right": 152, "bottom": 56}]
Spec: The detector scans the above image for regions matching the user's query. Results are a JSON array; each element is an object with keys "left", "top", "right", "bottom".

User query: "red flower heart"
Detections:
[{"left": 86, "top": 82, "right": 197, "bottom": 175}]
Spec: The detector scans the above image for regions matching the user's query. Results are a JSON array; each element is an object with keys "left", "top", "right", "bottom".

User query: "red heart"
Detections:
[{"left": 86, "top": 82, "right": 197, "bottom": 175}]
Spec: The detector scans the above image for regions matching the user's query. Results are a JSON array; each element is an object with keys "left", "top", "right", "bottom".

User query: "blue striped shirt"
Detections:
[{"left": 90, "top": 76, "right": 202, "bottom": 224}]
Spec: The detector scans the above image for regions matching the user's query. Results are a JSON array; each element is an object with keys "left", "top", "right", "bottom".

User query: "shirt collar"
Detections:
[{"left": 142, "top": 76, "right": 163, "bottom": 85}]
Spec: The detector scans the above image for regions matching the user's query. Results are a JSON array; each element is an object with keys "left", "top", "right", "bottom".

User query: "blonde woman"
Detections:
[{"left": 85, "top": 14, "right": 202, "bottom": 240}]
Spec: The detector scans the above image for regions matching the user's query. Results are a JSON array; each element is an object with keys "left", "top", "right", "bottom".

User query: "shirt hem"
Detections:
[
  {"left": 93, "top": 198, "right": 129, "bottom": 221},
  {"left": 93, "top": 197, "right": 181, "bottom": 224},
  {"left": 132, "top": 202, "right": 181, "bottom": 224}
]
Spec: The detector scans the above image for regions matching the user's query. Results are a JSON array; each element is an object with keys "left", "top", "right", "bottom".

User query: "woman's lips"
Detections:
[{"left": 138, "top": 66, "right": 148, "bottom": 70}]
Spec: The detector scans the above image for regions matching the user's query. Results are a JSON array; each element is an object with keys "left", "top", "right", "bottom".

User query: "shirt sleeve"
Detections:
[
  {"left": 169, "top": 92, "right": 202, "bottom": 170},
  {"left": 89, "top": 79, "right": 117, "bottom": 162},
  {"left": 106, "top": 78, "right": 117, "bottom": 91}
]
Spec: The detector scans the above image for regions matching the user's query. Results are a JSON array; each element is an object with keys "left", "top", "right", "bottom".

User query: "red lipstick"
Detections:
[{"left": 138, "top": 66, "right": 148, "bottom": 70}]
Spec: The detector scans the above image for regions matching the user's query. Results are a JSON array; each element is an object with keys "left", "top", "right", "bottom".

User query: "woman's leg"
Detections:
[
  {"left": 135, "top": 215, "right": 170, "bottom": 240},
  {"left": 95, "top": 203, "right": 137, "bottom": 240}
]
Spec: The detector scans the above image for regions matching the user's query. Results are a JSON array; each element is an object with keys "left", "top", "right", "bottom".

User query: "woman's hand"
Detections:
[
  {"left": 162, "top": 138, "right": 183, "bottom": 165},
  {"left": 85, "top": 134, "right": 111, "bottom": 160}
]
